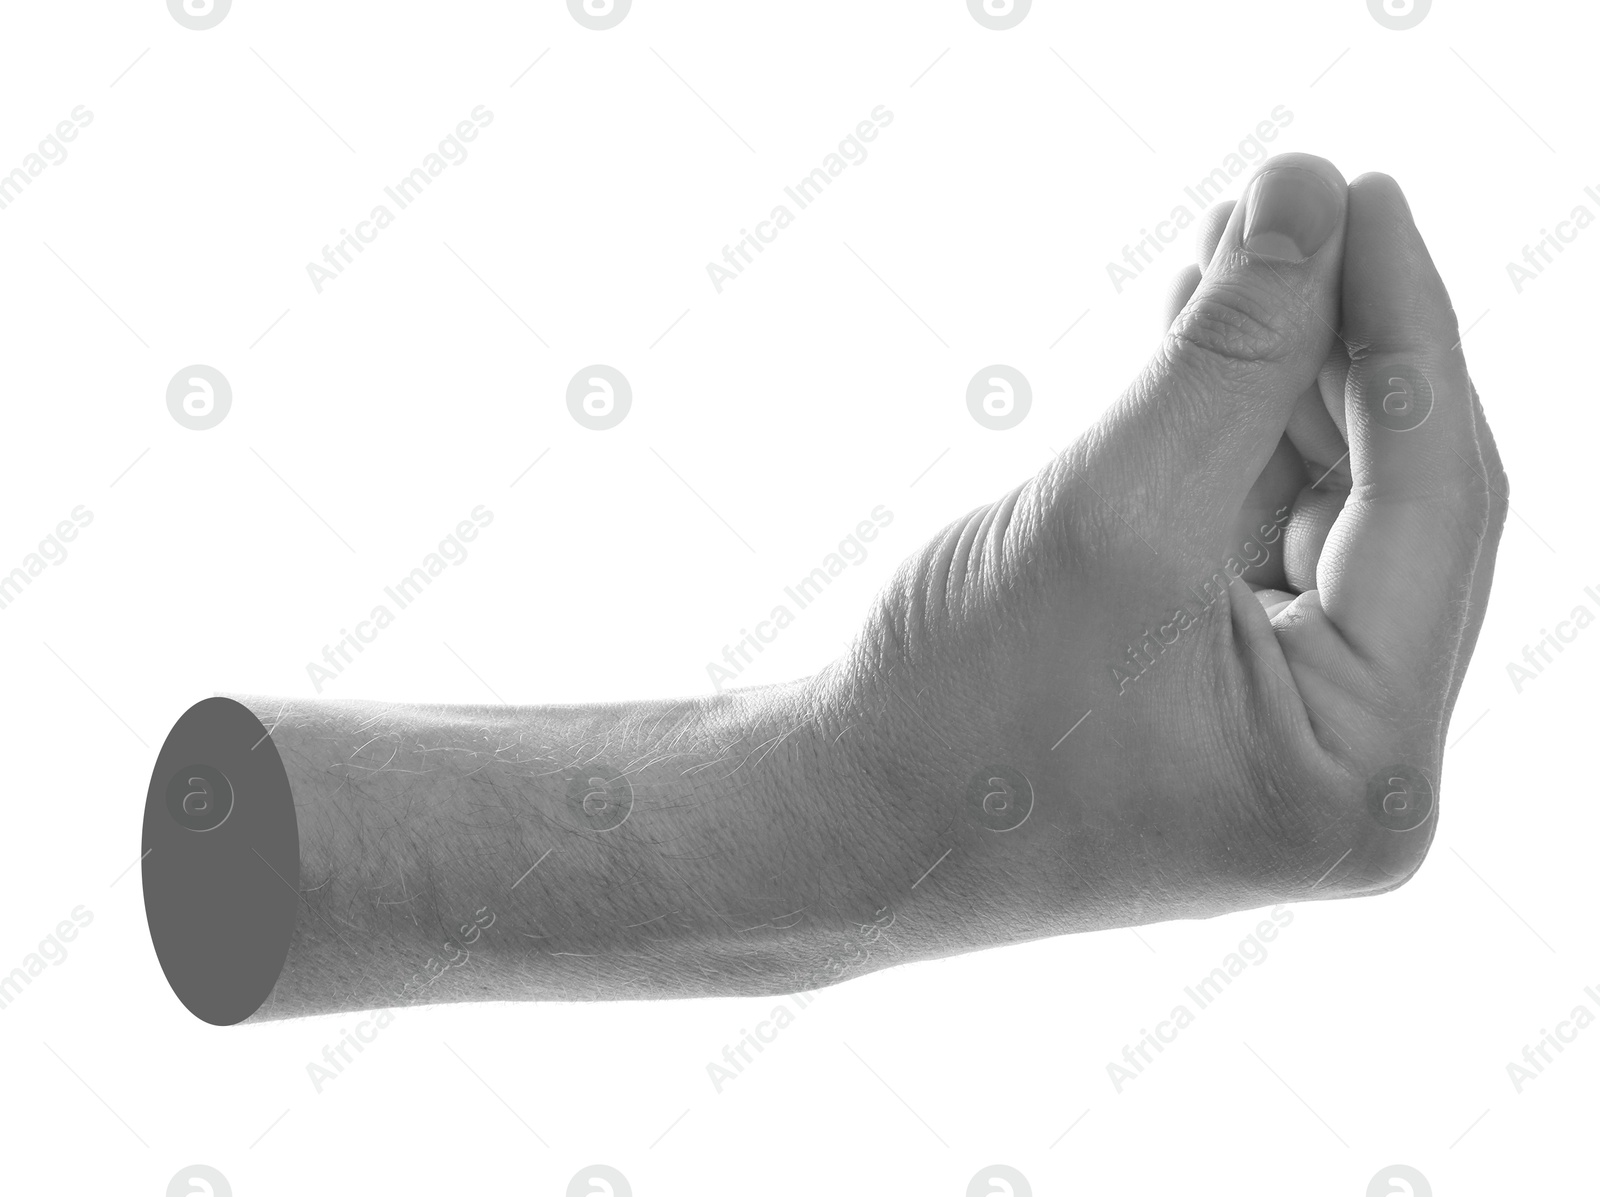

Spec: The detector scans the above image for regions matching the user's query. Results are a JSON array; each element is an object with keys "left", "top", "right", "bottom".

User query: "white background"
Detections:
[{"left": 0, "top": 0, "right": 1595, "bottom": 1193}]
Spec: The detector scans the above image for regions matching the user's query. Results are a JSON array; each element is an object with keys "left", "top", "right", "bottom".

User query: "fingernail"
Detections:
[{"left": 1242, "top": 168, "right": 1340, "bottom": 262}]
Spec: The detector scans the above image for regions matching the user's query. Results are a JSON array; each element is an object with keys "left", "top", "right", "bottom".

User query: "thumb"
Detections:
[{"left": 1067, "top": 153, "right": 1347, "bottom": 565}]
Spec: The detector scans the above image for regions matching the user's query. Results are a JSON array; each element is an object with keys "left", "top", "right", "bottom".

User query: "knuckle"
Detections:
[
  {"left": 1471, "top": 395, "right": 1510, "bottom": 526},
  {"left": 1442, "top": 470, "right": 1492, "bottom": 527},
  {"left": 1385, "top": 468, "right": 1491, "bottom": 539},
  {"left": 1459, "top": 481, "right": 1495, "bottom": 547},
  {"left": 1166, "top": 278, "right": 1300, "bottom": 371},
  {"left": 1486, "top": 461, "right": 1511, "bottom": 527}
]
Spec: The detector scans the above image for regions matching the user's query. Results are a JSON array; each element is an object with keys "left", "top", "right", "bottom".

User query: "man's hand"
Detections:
[{"left": 844, "top": 153, "right": 1508, "bottom": 959}]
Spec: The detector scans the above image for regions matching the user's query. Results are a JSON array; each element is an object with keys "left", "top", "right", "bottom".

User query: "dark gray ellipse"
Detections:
[{"left": 143, "top": 697, "right": 299, "bottom": 1025}]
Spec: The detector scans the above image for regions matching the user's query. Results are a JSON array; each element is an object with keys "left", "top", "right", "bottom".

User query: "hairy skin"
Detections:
[
  {"left": 242, "top": 685, "right": 907, "bottom": 1017},
  {"left": 230, "top": 153, "right": 1506, "bottom": 1021}
]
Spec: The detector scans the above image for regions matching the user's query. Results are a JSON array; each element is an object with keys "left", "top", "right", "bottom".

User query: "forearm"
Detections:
[{"left": 156, "top": 671, "right": 958, "bottom": 1021}]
